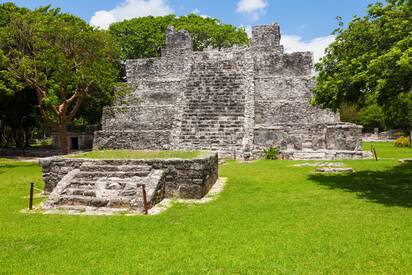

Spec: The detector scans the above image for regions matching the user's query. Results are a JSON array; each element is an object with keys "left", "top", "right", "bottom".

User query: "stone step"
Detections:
[
  {"left": 82, "top": 160, "right": 152, "bottom": 166},
  {"left": 67, "top": 180, "right": 97, "bottom": 189},
  {"left": 73, "top": 171, "right": 148, "bottom": 180},
  {"left": 44, "top": 169, "right": 166, "bottom": 213},
  {"left": 56, "top": 195, "right": 142, "bottom": 208},
  {"left": 62, "top": 188, "right": 97, "bottom": 197},
  {"left": 56, "top": 195, "right": 109, "bottom": 207},
  {"left": 80, "top": 164, "right": 151, "bottom": 173}
]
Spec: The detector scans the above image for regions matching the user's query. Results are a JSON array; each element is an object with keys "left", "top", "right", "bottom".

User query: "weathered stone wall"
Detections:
[
  {"left": 39, "top": 153, "right": 218, "bottom": 199},
  {"left": 94, "top": 23, "right": 365, "bottom": 160},
  {"left": 253, "top": 123, "right": 363, "bottom": 157},
  {"left": 94, "top": 130, "right": 172, "bottom": 150},
  {"left": 39, "top": 157, "right": 84, "bottom": 193}
]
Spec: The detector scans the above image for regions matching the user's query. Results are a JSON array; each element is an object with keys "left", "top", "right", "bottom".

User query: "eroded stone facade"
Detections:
[{"left": 94, "top": 24, "right": 365, "bottom": 160}]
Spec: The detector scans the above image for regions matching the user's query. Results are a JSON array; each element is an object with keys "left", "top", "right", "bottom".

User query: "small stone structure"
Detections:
[
  {"left": 94, "top": 23, "right": 366, "bottom": 160},
  {"left": 39, "top": 153, "right": 218, "bottom": 213},
  {"left": 52, "top": 125, "right": 96, "bottom": 151},
  {"left": 51, "top": 131, "right": 93, "bottom": 151}
]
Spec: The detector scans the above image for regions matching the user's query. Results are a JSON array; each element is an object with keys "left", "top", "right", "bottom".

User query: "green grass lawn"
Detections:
[
  {"left": 69, "top": 150, "right": 204, "bottom": 159},
  {"left": 363, "top": 141, "right": 412, "bottom": 159},
  {"left": 0, "top": 143, "right": 411, "bottom": 274}
]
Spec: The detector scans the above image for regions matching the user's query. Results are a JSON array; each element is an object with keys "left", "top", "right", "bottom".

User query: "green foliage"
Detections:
[
  {"left": 263, "top": 146, "right": 278, "bottom": 160},
  {"left": 0, "top": 85, "right": 40, "bottom": 147},
  {"left": 339, "top": 91, "right": 411, "bottom": 132},
  {"left": 383, "top": 92, "right": 412, "bottom": 130},
  {"left": 0, "top": 3, "right": 122, "bottom": 153},
  {"left": 339, "top": 102, "right": 359, "bottom": 124},
  {"left": 109, "top": 14, "right": 249, "bottom": 59},
  {"left": 394, "top": 136, "right": 410, "bottom": 147},
  {"left": 357, "top": 103, "right": 385, "bottom": 131},
  {"left": 314, "top": 0, "right": 412, "bottom": 120}
]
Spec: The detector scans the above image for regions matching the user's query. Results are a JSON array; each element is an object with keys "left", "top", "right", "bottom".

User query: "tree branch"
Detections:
[{"left": 65, "top": 94, "right": 84, "bottom": 123}]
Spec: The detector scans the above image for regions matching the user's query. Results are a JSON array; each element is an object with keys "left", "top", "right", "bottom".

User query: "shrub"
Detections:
[
  {"left": 263, "top": 147, "right": 278, "bottom": 160},
  {"left": 394, "top": 136, "right": 410, "bottom": 147}
]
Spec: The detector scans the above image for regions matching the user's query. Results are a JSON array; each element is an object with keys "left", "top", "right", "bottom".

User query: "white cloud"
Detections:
[
  {"left": 243, "top": 25, "right": 252, "bottom": 37},
  {"left": 236, "top": 0, "right": 268, "bottom": 21},
  {"left": 281, "top": 35, "right": 335, "bottom": 62},
  {"left": 190, "top": 8, "right": 210, "bottom": 19},
  {"left": 90, "top": 0, "right": 174, "bottom": 29}
]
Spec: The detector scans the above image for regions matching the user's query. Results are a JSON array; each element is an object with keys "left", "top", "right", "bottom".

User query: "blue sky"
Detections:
[{"left": 1, "top": 0, "right": 377, "bottom": 60}]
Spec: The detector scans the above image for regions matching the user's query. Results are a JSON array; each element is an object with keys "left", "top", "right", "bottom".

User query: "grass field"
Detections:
[
  {"left": 0, "top": 142, "right": 411, "bottom": 274},
  {"left": 69, "top": 150, "right": 204, "bottom": 159}
]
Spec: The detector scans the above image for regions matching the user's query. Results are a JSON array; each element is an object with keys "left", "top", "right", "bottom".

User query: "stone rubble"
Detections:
[
  {"left": 294, "top": 162, "right": 345, "bottom": 167},
  {"left": 315, "top": 167, "right": 354, "bottom": 173}
]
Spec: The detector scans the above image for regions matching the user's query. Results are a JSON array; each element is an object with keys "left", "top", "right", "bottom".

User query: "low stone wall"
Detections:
[
  {"left": 39, "top": 152, "right": 218, "bottom": 199},
  {"left": 252, "top": 123, "right": 363, "bottom": 159},
  {"left": 0, "top": 148, "right": 61, "bottom": 158},
  {"left": 39, "top": 157, "right": 83, "bottom": 193},
  {"left": 281, "top": 150, "right": 368, "bottom": 160}
]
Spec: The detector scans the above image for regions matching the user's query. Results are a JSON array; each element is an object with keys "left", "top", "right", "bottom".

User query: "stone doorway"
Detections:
[{"left": 70, "top": 137, "right": 79, "bottom": 151}]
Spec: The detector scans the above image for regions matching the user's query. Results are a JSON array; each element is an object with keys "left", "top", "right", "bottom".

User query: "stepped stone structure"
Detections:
[
  {"left": 94, "top": 23, "right": 366, "bottom": 160},
  {"left": 40, "top": 153, "right": 218, "bottom": 213}
]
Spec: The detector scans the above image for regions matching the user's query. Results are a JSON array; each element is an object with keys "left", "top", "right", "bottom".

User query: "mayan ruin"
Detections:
[{"left": 94, "top": 23, "right": 366, "bottom": 160}]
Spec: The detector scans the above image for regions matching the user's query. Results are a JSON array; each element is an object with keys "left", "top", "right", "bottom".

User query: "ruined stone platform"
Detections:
[{"left": 39, "top": 153, "right": 218, "bottom": 213}]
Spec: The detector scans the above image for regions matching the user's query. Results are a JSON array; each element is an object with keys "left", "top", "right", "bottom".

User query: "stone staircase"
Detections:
[
  {"left": 43, "top": 162, "right": 165, "bottom": 213},
  {"left": 178, "top": 58, "right": 246, "bottom": 153}
]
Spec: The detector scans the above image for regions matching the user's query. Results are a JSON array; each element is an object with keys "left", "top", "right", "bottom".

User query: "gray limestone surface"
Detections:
[{"left": 94, "top": 24, "right": 365, "bottom": 160}]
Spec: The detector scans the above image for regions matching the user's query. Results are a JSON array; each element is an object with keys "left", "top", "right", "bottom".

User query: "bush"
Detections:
[
  {"left": 357, "top": 103, "right": 385, "bottom": 132},
  {"left": 263, "top": 147, "right": 278, "bottom": 160},
  {"left": 394, "top": 136, "right": 410, "bottom": 147}
]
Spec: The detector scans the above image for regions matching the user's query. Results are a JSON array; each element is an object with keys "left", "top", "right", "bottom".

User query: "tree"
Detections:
[
  {"left": 109, "top": 14, "right": 249, "bottom": 59},
  {"left": 314, "top": 0, "right": 412, "bottom": 130},
  {"left": 0, "top": 87, "right": 39, "bottom": 147},
  {"left": 0, "top": 3, "right": 121, "bottom": 154}
]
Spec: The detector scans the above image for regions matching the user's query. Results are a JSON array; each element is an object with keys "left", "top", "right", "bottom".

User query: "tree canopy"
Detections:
[
  {"left": 314, "top": 0, "right": 412, "bottom": 130},
  {"left": 109, "top": 14, "right": 250, "bottom": 59},
  {"left": 0, "top": 3, "right": 121, "bottom": 153}
]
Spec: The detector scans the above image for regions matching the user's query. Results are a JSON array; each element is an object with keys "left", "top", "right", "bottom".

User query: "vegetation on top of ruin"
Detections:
[
  {"left": 1, "top": 142, "right": 411, "bottom": 273},
  {"left": 69, "top": 150, "right": 205, "bottom": 160}
]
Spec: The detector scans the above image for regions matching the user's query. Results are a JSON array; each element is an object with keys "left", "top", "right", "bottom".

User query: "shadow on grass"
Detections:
[{"left": 308, "top": 163, "right": 412, "bottom": 208}]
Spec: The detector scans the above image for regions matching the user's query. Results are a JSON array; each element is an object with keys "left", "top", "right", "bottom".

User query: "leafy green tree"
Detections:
[
  {"left": 357, "top": 104, "right": 385, "bottom": 132},
  {"left": 0, "top": 3, "right": 121, "bottom": 154},
  {"left": 0, "top": 87, "right": 39, "bottom": 147},
  {"left": 339, "top": 102, "right": 359, "bottom": 124},
  {"left": 383, "top": 92, "right": 412, "bottom": 129},
  {"left": 314, "top": 0, "right": 412, "bottom": 130},
  {"left": 109, "top": 14, "right": 249, "bottom": 59}
]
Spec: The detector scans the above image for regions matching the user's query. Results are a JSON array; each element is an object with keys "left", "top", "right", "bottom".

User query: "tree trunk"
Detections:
[
  {"left": 58, "top": 123, "right": 69, "bottom": 155},
  {"left": 13, "top": 128, "right": 25, "bottom": 148},
  {"left": 24, "top": 128, "right": 33, "bottom": 148},
  {"left": 0, "top": 121, "right": 5, "bottom": 147}
]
